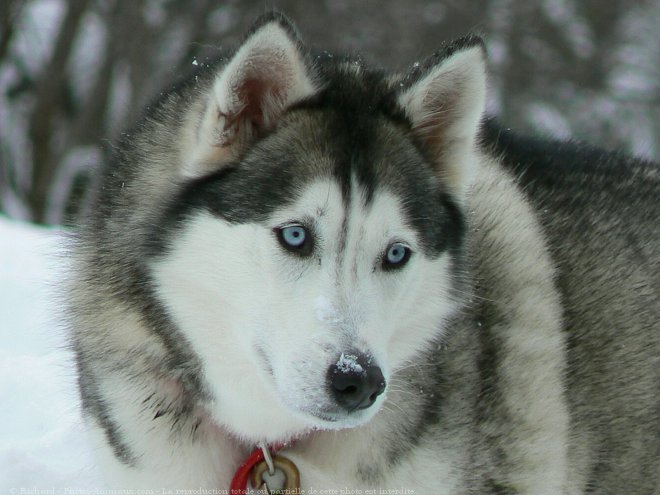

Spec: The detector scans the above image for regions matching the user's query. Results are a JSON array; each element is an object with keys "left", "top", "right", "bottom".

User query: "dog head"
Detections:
[{"left": 148, "top": 13, "right": 486, "bottom": 442}]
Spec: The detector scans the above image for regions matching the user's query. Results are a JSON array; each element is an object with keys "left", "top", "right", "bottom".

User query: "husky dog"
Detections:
[{"left": 67, "top": 12, "right": 659, "bottom": 494}]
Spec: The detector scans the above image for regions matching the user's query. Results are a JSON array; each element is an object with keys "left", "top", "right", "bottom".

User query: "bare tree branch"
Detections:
[
  {"left": 27, "top": 0, "right": 90, "bottom": 223},
  {"left": 0, "top": 0, "right": 26, "bottom": 63}
]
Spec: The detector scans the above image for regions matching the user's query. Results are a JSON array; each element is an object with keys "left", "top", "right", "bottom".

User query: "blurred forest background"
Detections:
[{"left": 0, "top": 0, "right": 658, "bottom": 225}]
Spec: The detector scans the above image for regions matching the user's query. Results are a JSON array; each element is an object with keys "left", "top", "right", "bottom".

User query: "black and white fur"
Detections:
[{"left": 67, "top": 12, "right": 659, "bottom": 493}]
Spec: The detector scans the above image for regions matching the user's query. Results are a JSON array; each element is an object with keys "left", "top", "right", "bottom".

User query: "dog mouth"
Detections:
[
  {"left": 303, "top": 388, "right": 391, "bottom": 433},
  {"left": 276, "top": 387, "right": 387, "bottom": 429},
  {"left": 308, "top": 411, "right": 341, "bottom": 423},
  {"left": 306, "top": 405, "right": 384, "bottom": 426},
  {"left": 254, "top": 344, "right": 387, "bottom": 427},
  {"left": 295, "top": 354, "right": 389, "bottom": 429}
]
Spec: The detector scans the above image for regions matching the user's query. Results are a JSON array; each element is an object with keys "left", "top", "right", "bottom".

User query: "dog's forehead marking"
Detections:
[
  {"left": 335, "top": 174, "right": 362, "bottom": 262},
  {"left": 275, "top": 109, "right": 455, "bottom": 259}
]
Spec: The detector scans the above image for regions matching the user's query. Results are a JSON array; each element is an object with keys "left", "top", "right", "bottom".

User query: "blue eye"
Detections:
[
  {"left": 383, "top": 242, "right": 411, "bottom": 270},
  {"left": 282, "top": 225, "right": 306, "bottom": 246},
  {"left": 276, "top": 225, "right": 313, "bottom": 256}
]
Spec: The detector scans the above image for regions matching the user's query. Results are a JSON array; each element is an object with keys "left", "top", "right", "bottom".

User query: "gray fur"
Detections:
[{"left": 67, "top": 12, "right": 659, "bottom": 493}]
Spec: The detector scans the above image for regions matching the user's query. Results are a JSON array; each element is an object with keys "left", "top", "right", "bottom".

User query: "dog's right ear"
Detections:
[{"left": 183, "top": 13, "right": 317, "bottom": 177}]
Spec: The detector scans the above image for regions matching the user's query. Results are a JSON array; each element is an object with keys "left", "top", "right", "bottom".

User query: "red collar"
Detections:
[{"left": 229, "top": 442, "right": 286, "bottom": 494}]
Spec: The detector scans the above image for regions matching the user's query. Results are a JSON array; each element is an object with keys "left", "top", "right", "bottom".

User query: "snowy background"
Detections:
[{"left": 0, "top": 215, "right": 102, "bottom": 490}]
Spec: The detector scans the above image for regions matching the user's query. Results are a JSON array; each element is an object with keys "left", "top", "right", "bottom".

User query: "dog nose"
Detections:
[{"left": 328, "top": 353, "right": 386, "bottom": 411}]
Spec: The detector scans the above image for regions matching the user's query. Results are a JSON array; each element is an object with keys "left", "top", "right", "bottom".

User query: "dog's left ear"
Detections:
[
  {"left": 184, "top": 13, "right": 316, "bottom": 177},
  {"left": 397, "top": 37, "right": 486, "bottom": 196}
]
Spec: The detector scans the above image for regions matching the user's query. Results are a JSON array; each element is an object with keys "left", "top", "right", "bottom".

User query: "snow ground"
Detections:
[{"left": 0, "top": 215, "right": 102, "bottom": 491}]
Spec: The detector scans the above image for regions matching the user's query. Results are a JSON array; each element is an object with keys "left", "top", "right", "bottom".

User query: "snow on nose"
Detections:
[{"left": 328, "top": 352, "right": 386, "bottom": 411}]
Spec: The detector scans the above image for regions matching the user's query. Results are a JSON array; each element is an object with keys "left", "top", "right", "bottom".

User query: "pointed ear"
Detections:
[
  {"left": 184, "top": 13, "right": 317, "bottom": 177},
  {"left": 397, "top": 37, "right": 487, "bottom": 196}
]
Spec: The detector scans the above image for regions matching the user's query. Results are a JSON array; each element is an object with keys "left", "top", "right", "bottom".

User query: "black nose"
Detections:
[{"left": 328, "top": 353, "right": 386, "bottom": 411}]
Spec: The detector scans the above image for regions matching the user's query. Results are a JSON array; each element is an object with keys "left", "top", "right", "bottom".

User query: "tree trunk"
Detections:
[{"left": 27, "top": 0, "right": 89, "bottom": 223}]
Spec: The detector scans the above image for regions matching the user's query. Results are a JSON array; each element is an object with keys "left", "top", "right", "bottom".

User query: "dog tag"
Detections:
[{"left": 250, "top": 454, "right": 300, "bottom": 493}]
